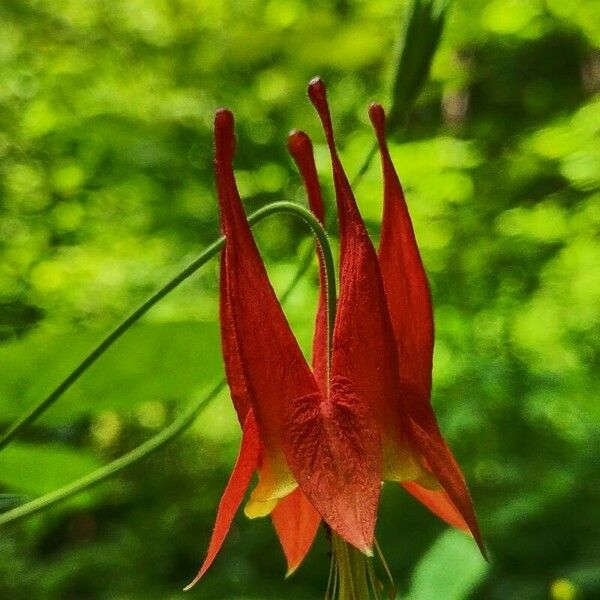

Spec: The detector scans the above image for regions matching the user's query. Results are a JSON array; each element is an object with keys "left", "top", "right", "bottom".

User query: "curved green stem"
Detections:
[
  {"left": 273, "top": 202, "right": 337, "bottom": 352},
  {"left": 0, "top": 202, "right": 335, "bottom": 451},
  {"left": 0, "top": 238, "right": 221, "bottom": 452},
  {"left": 0, "top": 201, "right": 336, "bottom": 526},
  {"left": 0, "top": 381, "right": 225, "bottom": 526},
  {"left": 278, "top": 145, "right": 377, "bottom": 358}
]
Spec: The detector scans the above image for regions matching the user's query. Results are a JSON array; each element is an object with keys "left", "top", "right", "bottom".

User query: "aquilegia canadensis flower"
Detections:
[{"left": 186, "top": 78, "right": 484, "bottom": 591}]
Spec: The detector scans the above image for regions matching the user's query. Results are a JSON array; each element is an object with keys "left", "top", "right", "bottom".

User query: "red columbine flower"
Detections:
[
  {"left": 290, "top": 78, "right": 484, "bottom": 553},
  {"left": 186, "top": 78, "right": 483, "bottom": 590}
]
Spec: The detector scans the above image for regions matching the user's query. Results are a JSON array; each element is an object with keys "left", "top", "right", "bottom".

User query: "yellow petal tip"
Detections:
[
  {"left": 285, "top": 564, "right": 299, "bottom": 579},
  {"left": 244, "top": 497, "right": 278, "bottom": 519}
]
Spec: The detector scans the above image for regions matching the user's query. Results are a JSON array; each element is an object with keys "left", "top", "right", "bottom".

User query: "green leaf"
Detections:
[
  {"left": 0, "top": 321, "right": 221, "bottom": 424},
  {"left": 388, "top": 0, "right": 451, "bottom": 130},
  {"left": 405, "top": 530, "right": 489, "bottom": 600},
  {"left": 0, "top": 443, "right": 101, "bottom": 497}
]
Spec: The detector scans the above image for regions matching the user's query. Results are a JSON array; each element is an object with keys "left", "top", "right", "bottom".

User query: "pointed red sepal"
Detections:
[
  {"left": 185, "top": 411, "right": 261, "bottom": 590},
  {"left": 283, "top": 378, "right": 381, "bottom": 554},
  {"left": 369, "top": 102, "right": 434, "bottom": 402},
  {"left": 287, "top": 129, "right": 328, "bottom": 394},
  {"left": 215, "top": 108, "right": 320, "bottom": 481},
  {"left": 215, "top": 109, "right": 252, "bottom": 426},
  {"left": 307, "top": 78, "right": 414, "bottom": 479},
  {"left": 401, "top": 481, "right": 470, "bottom": 532},
  {"left": 368, "top": 103, "right": 485, "bottom": 554},
  {"left": 408, "top": 418, "right": 487, "bottom": 558},
  {"left": 272, "top": 487, "right": 321, "bottom": 576}
]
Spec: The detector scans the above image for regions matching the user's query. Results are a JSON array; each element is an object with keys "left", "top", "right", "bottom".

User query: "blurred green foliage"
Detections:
[{"left": 1, "top": 0, "right": 599, "bottom": 598}]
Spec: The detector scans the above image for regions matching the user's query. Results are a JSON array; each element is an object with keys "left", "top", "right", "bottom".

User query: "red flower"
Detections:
[{"left": 186, "top": 78, "right": 483, "bottom": 590}]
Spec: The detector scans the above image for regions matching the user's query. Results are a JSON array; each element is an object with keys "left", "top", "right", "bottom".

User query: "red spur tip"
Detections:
[
  {"left": 287, "top": 129, "right": 313, "bottom": 161},
  {"left": 307, "top": 76, "right": 326, "bottom": 103},
  {"left": 214, "top": 108, "right": 236, "bottom": 161},
  {"left": 287, "top": 129, "right": 325, "bottom": 224},
  {"left": 368, "top": 103, "right": 387, "bottom": 146},
  {"left": 307, "top": 77, "right": 336, "bottom": 150}
]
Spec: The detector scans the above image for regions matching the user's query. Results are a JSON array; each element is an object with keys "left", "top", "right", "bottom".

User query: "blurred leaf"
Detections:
[
  {"left": 0, "top": 443, "right": 101, "bottom": 496},
  {"left": 0, "top": 493, "right": 25, "bottom": 511},
  {"left": 0, "top": 321, "right": 221, "bottom": 424},
  {"left": 388, "top": 0, "right": 451, "bottom": 129},
  {"left": 405, "top": 530, "right": 489, "bottom": 600}
]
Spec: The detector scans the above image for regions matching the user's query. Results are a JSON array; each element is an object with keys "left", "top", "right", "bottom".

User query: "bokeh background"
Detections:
[{"left": 1, "top": 0, "right": 599, "bottom": 598}]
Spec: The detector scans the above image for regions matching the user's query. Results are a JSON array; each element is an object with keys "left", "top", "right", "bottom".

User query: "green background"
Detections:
[{"left": 1, "top": 0, "right": 599, "bottom": 598}]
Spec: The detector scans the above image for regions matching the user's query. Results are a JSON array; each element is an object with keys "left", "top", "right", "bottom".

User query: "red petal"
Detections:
[
  {"left": 287, "top": 130, "right": 328, "bottom": 394},
  {"left": 272, "top": 487, "right": 321, "bottom": 576},
  {"left": 369, "top": 102, "right": 434, "bottom": 402},
  {"left": 369, "top": 104, "right": 485, "bottom": 554},
  {"left": 185, "top": 411, "right": 261, "bottom": 589},
  {"left": 283, "top": 377, "right": 381, "bottom": 554},
  {"left": 288, "top": 130, "right": 325, "bottom": 224},
  {"left": 307, "top": 79, "right": 417, "bottom": 480},
  {"left": 402, "top": 481, "right": 469, "bottom": 532},
  {"left": 220, "top": 267, "right": 251, "bottom": 425},
  {"left": 408, "top": 417, "right": 486, "bottom": 557},
  {"left": 215, "top": 109, "right": 320, "bottom": 488}
]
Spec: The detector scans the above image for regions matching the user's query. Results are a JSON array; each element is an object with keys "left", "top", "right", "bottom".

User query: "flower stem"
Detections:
[
  {"left": 0, "top": 202, "right": 336, "bottom": 526},
  {"left": 327, "top": 534, "right": 386, "bottom": 600},
  {"left": 0, "top": 381, "right": 225, "bottom": 526},
  {"left": 0, "top": 202, "right": 334, "bottom": 453}
]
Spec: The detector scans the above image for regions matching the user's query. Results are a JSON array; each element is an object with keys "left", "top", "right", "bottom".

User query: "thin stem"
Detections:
[
  {"left": 0, "top": 202, "right": 336, "bottom": 526},
  {"left": 374, "top": 539, "right": 396, "bottom": 596},
  {"left": 283, "top": 140, "right": 379, "bottom": 370},
  {"left": 272, "top": 203, "right": 337, "bottom": 348},
  {"left": 329, "top": 534, "right": 382, "bottom": 600},
  {"left": 0, "top": 381, "right": 224, "bottom": 526},
  {"left": 0, "top": 238, "right": 224, "bottom": 452},
  {"left": 0, "top": 202, "right": 335, "bottom": 453},
  {"left": 326, "top": 550, "right": 337, "bottom": 600}
]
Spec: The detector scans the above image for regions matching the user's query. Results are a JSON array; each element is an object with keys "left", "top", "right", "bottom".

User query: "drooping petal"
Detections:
[
  {"left": 401, "top": 481, "right": 469, "bottom": 532},
  {"left": 408, "top": 418, "right": 486, "bottom": 556},
  {"left": 369, "top": 104, "right": 485, "bottom": 555},
  {"left": 215, "top": 109, "right": 386, "bottom": 550},
  {"left": 185, "top": 411, "right": 261, "bottom": 590},
  {"left": 369, "top": 103, "right": 434, "bottom": 401},
  {"left": 220, "top": 265, "right": 251, "bottom": 425},
  {"left": 307, "top": 78, "right": 421, "bottom": 485},
  {"left": 369, "top": 105, "right": 433, "bottom": 431},
  {"left": 272, "top": 487, "right": 321, "bottom": 576},
  {"left": 284, "top": 379, "right": 380, "bottom": 554},
  {"left": 287, "top": 130, "right": 328, "bottom": 394},
  {"left": 215, "top": 108, "right": 317, "bottom": 507}
]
